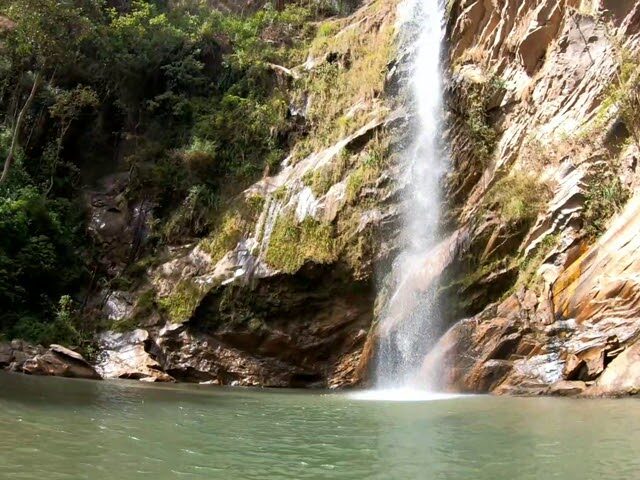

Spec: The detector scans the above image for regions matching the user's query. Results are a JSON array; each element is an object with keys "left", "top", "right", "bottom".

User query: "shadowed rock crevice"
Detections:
[{"left": 178, "top": 263, "right": 376, "bottom": 387}]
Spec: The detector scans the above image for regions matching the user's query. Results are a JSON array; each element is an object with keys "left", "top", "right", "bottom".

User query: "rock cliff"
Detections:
[
  {"left": 6, "top": 0, "right": 640, "bottom": 397},
  {"left": 414, "top": 0, "right": 640, "bottom": 396}
]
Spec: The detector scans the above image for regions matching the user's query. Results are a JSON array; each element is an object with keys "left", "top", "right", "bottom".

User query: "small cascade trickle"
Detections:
[
  {"left": 374, "top": 0, "right": 449, "bottom": 391},
  {"left": 256, "top": 195, "right": 284, "bottom": 265},
  {"left": 295, "top": 187, "right": 319, "bottom": 222}
]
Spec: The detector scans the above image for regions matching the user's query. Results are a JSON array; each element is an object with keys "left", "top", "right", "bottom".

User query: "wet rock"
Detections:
[
  {"left": 95, "top": 330, "right": 174, "bottom": 382},
  {"left": 418, "top": 316, "right": 525, "bottom": 393},
  {"left": 548, "top": 380, "right": 587, "bottom": 397},
  {"left": 86, "top": 170, "right": 155, "bottom": 277},
  {"left": 155, "top": 326, "right": 310, "bottom": 387},
  {"left": 467, "top": 359, "right": 514, "bottom": 392},
  {"left": 103, "top": 291, "right": 135, "bottom": 322},
  {"left": 0, "top": 342, "right": 12, "bottom": 366},
  {"left": 2, "top": 342, "right": 100, "bottom": 379},
  {"left": 5, "top": 341, "right": 45, "bottom": 372}
]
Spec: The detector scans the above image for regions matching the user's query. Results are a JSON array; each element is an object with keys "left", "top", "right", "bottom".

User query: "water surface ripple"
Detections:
[{"left": 1, "top": 373, "right": 638, "bottom": 480}]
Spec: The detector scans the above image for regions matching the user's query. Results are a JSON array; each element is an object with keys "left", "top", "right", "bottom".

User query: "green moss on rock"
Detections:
[
  {"left": 303, "top": 152, "right": 350, "bottom": 197},
  {"left": 200, "top": 194, "right": 265, "bottom": 264},
  {"left": 158, "top": 280, "right": 205, "bottom": 323},
  {"left": 265, "top": 212, "right": 336, "bottom": 273}
]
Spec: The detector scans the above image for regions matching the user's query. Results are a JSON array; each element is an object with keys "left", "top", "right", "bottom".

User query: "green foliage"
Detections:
[
  {"left": 200, "top": 194, "right": 264, "bottom": 263},
  {"left": 0, "top": 186, "right": 86, "bottom": 341},
  {"left": 158, "top": 280, "right": 204, "bottom": 323},
  {"left": 464, "top": 75, "right": 503, "bottom": 164},
  {"left": 163, "top": 184, "right": 220, "bottom": 242},
  {"left": 202, "top": 4, "right": 314, "bottom": 68},
  {"left": 201, "top": 209, "right": 245, "bottom": 263},
  {"left": 303, "top": 151, "right": 350, "bottom": 197},
  {"left": 265, "top": 213, "right": 336, "bottom": 273},
  {"left": 4, "top": 0, "right": 97, "bottom": 71},
  {"left": 299, "top": 9, "right": 394, "bottom": 153},
  {"left": 317, "top": 22, "right": 339, "bottom": 38},
  {"left": 338, "top": 209, "right": 375, "bottom": 280},
  {"left": 596, "top": 45, "right": 640, "bottom": 146},
  {"left": 345, "top": 135, "right": 388, "bottom": 203},
  {"left": 191, "top": 92, "right": 290, "bottom": 179},
  {"left": 10, "top": 294, "right": 87, "bottom": 346},
  {"left": 583, "top": 168, "right": 630, "bottom": 240}
]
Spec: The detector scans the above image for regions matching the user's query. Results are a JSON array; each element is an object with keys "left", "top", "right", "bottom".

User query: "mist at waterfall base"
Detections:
[{"left": 372, "top": 0, "right": 449, "bottom": 397}]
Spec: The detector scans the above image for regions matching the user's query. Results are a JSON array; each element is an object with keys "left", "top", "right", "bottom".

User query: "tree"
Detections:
[{"left": 0, "top": 0, "right": 95, "bottom": 183}]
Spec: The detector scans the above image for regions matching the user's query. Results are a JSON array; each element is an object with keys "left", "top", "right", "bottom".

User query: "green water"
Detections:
[{"left": 1, "top": 372, "right": 639, "bottom": 480}]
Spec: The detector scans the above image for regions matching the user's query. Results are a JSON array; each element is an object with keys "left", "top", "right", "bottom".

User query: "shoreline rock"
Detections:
[{"left": 1, "top": 341, "right": 100, "bottom": 380}]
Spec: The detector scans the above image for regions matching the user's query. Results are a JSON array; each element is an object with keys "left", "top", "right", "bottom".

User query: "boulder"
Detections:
[
  {"left": 0, "top": 342, "right": 12, "bottom": 366},
  {"left": 563, "top": 347, "right": 606, "bottom": 381},
  {"left": 590, "top": 341, "right": 640, "bottom": 396},
  {"left": 2, "top": 341, "right": 45, "bottom": 372},
  {"left": 22, "top": 345, "right": 100, "bottom": 380},
  {"left": 548, "top": 380, "right": 587, "bottom": 397}
]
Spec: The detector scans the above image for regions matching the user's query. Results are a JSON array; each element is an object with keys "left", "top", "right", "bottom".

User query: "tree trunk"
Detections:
[{"left": 0, "top": 71, "right": 42, "bottom": 184}]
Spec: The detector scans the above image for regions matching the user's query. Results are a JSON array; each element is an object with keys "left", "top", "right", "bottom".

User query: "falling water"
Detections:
[{"left": 374, "top": 0, "right": 448, "bottom": 391}]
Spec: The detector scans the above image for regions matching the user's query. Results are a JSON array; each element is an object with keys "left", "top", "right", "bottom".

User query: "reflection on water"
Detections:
[
  {"left": 1, "top": 372, "right": 639, "bottom": 480},
  {"left": 347, "top": 388, "right": 462, "bottom": 402}
]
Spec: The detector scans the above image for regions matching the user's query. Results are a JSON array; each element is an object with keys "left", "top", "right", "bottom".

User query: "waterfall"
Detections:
[{"left": 374, "top": 0, "right": 448, "bottom": 391}]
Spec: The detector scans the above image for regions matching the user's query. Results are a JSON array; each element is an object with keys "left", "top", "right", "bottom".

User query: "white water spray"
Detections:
[{"left": 374, "top": 0, "right": 448, "bottom": 391}]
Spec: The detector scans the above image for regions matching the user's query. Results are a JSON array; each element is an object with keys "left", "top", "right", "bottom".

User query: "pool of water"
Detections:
[{"left": 1, "top": 372, "right": 639, "bottom": 480}]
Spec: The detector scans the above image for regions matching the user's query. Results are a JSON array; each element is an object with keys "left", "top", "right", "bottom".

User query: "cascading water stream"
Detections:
[{"left": 374, "top": 0, "right": 448, "bottom": 392}]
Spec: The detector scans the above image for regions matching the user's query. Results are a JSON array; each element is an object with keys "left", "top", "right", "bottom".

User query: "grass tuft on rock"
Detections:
[
  {"left": 200, "top": 194, "right": 265, "bottom": 264},
  {"left": 484, "top": 170, "right": 550, "bottom": 229},
  {"left": 583, "top": 168, "right": 630, "bottom": 240}
]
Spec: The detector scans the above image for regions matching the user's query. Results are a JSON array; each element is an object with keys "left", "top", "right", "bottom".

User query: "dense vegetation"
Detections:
[{"left": 0, "top": 0, "right": 349, "bottom": 344}]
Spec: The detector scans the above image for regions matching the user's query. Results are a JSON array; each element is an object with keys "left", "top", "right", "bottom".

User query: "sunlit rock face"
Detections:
[
  {"left": 408, "top": 0, "right": 640, "bottom": 396},
  {"left": 95, "top": 329, "right": 174, "bottom": 382},
  {"left": 93, "top": 265, "right": 374, "bottom": 387}
]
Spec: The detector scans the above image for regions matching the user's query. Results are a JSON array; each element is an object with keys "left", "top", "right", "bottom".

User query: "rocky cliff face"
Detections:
[
  {"left": 15, "top": 0, "right": 640, "bottom": 396},
  {"left": 413, "top": 0, "right": 640, "bottom": 396}
]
